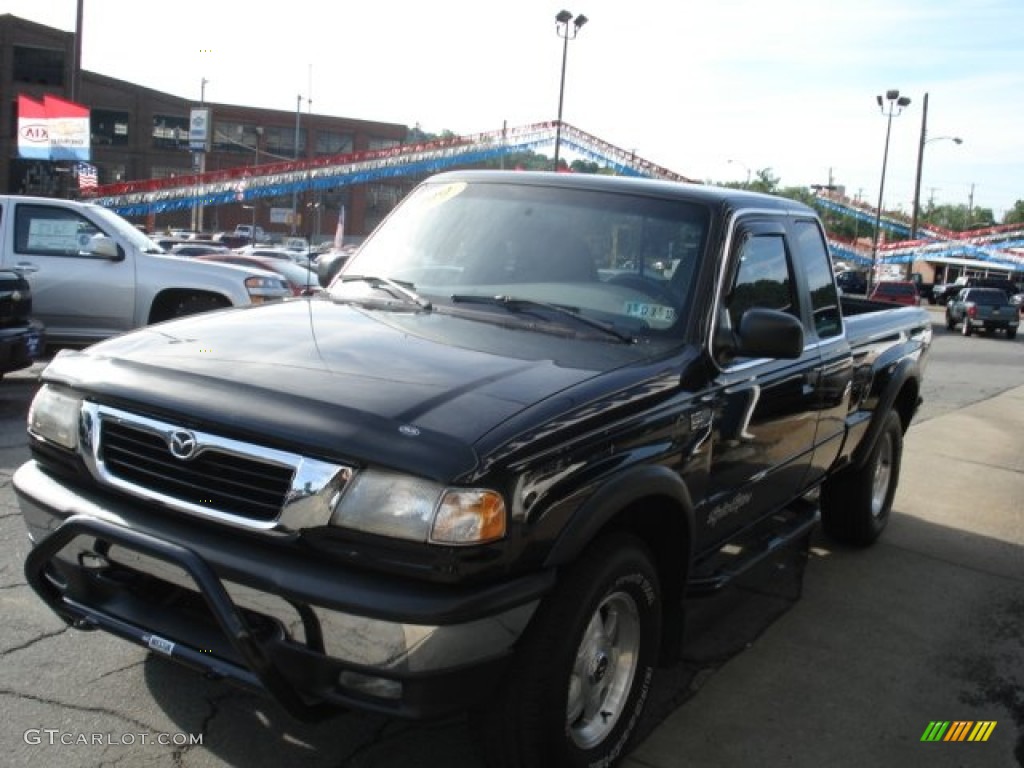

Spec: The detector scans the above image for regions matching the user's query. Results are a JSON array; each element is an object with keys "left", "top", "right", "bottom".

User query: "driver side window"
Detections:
[
  {"left": 727, "top": 233, "right": 796, "bottom": 329},
  {"left": 15, "top": 204, "right": 103, "bottom": 257}
]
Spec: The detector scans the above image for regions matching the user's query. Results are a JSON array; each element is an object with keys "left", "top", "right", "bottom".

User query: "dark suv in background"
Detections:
[
  {"left": 835, "top": 269, "right": 868, "bottom": 295},
  {"left": 0, "top": 269, "right": 44, "bottom": 379}
]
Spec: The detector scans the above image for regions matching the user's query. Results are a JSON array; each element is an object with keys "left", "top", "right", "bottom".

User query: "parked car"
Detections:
[
  {"left": 0, "top": 195, "right": 292, "bottom": 346},
  {"left": 909, "top": 272, "right": 936, "bottom": 304},
  {"left": 169, "top": 243, "right": 230, "bottom": 258},
  {"left": 316, "top": 246, "right": 356, "bottom": 287},
  {"left": 0, "top": 269, "right": 44, "bottom": 379},
  {"left": 930, "top": 281, "right": 957, "bottom": 305},
  {"left": 1011, "top": 289, "right": 1024, "bottom": 314},
  {"left": 935, "top": 276, "right": 1019, "bottom": 305},
  {"left": 834, "top": 269, "right": 868, "bottom": 295},
  {"left": 869, "top": 280, "right": 920, "bottom": 306},
  {"left": 233, "top": 224, "right": 266, "bottom": 242},
  {"left": 945, "top": 287, "right": 1019, "bottom": 339},
  {"left": 194, "top": 253, "right": 321, "bottom": 296},
  {"left": 236, "top": 246, "right": 311, "bottom": 265},
  {"left": 18, "top": 171, "right": 932, "bottom": 768}
]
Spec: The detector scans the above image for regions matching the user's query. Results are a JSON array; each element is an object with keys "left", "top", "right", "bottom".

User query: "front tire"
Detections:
[
  {"left": 821, "top": 410, "right": 903, "bottom": 546},
  {"left": 475, "top": 534, "right": 661, "bottom": 768}
]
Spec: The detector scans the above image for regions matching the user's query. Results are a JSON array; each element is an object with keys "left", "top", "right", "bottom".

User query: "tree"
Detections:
[{"left": 1002, "top": 200, "right": 1024, "bottom": 225}]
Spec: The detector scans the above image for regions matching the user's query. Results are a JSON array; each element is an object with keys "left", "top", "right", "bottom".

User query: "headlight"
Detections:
[
  {"left": 28, "top": 385, "right": 83, "bottom": 450},
  {"left": 245, "top": 275, "right": 291, "bottom": 304},
  {"left": 329, "top": 469, "right": 506, "bottom": 545}
]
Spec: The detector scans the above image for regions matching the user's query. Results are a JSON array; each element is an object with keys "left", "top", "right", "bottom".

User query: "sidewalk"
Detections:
[{"left": 628, "top": 385, "right": 1024, "bottom": 767}]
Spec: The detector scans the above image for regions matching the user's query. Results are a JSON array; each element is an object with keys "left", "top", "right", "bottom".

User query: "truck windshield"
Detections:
[{"left": 334, "top": 179, "right": 709, "bottom": 338}]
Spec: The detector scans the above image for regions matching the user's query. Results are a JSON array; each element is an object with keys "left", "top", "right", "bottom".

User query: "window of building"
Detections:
[
  {"left": 367, "top": 137, "right": 401, "bottom": 151},
  {"left": 316, "top": 130, "right": 353, "bottom": 156},
  {"left": 212, "top": 120, "right": 249, "bottom": 153},
  {"left": 261, "top": 125, "right": 306, "bottom": 157},
  {"left": 13, "top": 46, "right": 65, "bottom": 86},
  {"left": 92, "top": 110, "right": 130, "bottom": 147},
  {"left": 151, "top": 166, "right": 191, "bottom": 180},
  {"left": 152, "top": 115, "right": 189, "bottom": 149}
]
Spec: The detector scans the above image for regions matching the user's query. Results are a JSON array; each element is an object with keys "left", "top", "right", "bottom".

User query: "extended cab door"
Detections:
[
  {"left": 4, "top": 201, "right": 135, "bottom": 342},
  {"left": 697, "top": 218, "right": 821, "bottom": 545},
  {"left": 788, "top": 217, "right": 853, "bottom": 483}
]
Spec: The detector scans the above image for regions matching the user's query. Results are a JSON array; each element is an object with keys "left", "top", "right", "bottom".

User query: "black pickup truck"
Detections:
[{"left": 17, "top": 172, "right": 931, "bottom": 768}]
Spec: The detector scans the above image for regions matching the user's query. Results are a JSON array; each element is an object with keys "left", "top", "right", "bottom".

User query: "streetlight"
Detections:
[
  {"left": 291, "top": 94, "right": 303, "bottom": 235},
  {"left": 910, "top": 93, "right": 963, "bottom": 241},
  {"left": 868, "top": 89, "right": 911, "bottom": 295},
  {"left": 553, "top": 10, "right": 588, "bottom": 171}
]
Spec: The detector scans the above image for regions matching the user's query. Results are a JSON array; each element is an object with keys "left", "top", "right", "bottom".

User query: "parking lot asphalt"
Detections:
[
  {"left": 626, "top": 383, "right": 1024, "bottom": 768},
  {"left": 1, "top": 319, "right": 1021, "bottom": 767}
]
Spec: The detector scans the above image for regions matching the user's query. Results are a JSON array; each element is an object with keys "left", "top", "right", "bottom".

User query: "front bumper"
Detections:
[{"left": 16, "top": 461, "right": 550, "bottom": 720}]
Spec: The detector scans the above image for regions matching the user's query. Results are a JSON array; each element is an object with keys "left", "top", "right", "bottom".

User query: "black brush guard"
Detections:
[{"left": 24, "top": 514, "right": 335, "bottom": 721}]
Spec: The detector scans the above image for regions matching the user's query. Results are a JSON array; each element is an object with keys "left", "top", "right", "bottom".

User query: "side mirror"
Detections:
[
  {"left": 88, "top": 235, "right": 124, "bottom": 261},
  {"left": 735, "top": 308, "right": 804, "bottom": 359}
]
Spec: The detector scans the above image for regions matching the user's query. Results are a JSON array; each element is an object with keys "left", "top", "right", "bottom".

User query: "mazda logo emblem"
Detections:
[{"left": 168, "top": 429, "right": 198, "bottom": 460}]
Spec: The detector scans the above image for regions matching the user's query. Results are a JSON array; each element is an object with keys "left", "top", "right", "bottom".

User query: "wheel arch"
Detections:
[
  {"left": 543, "top": 465, "right": 696, "bottom": 665},
  {"left": 853, "top": 357, "right": 920, "bottom": 469},
  {"left": 148, "top": 289, "right": 232, "bottom": 324}
]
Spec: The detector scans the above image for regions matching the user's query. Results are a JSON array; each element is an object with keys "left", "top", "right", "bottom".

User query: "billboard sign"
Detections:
[{"left": 17, "top": 95, "right": 91, "bottom": 161}]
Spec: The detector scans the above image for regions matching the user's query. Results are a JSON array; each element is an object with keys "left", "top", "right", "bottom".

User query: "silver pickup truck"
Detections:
[{"left": 0, "top": 195, "right": 292, "bottom": 346}]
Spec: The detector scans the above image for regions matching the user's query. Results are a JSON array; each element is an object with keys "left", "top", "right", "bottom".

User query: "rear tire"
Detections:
[
  {"left": 945, "top": 312, "right": 956, "bottom": 330},
  {"left": 821, "top": 410, "right": 903, "bottom": 546},
  {"left": 474, "top": 534, "right": 661, "bottom": 768},
  {"left": 1007, "top": 328, "right": 1017, "bottom": 340}
]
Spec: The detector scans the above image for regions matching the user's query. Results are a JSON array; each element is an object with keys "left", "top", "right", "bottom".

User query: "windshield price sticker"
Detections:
[{"left": 624, "top": 302, "right": 676, "bottom": 324}]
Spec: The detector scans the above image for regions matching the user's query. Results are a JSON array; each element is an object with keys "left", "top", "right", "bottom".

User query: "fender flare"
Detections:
[
  {"left": 543, "top": 464, "right": 696, "bottom": 569},
  {"left": 852, "top": 356, "right": 920, "bottom": 470}
]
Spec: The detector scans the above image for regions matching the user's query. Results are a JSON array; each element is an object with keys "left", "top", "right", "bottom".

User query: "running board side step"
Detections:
[{"left": 687, "top": 499, "right": 819, "bottom": 596}]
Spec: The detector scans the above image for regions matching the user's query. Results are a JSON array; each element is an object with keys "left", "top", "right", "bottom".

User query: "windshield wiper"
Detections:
[
  {"left": 449, "top": 294, "right": 635, "bottom": 343},
  {"left": 337, "top": 275, "right": 432, "bottom": 310}
]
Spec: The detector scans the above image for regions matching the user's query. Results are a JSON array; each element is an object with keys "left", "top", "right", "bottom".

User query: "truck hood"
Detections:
[{"left": 43, "top": 299, "right": 653, "bottom": 480}]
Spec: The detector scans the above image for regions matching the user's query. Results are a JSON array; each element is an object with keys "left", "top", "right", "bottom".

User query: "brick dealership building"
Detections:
[{"left": 0, "top": 14, "right": 413, "bottom": 239}]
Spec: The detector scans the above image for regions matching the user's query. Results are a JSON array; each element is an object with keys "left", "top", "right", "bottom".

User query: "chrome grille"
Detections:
[
  {"left": 101, "top": 421, "right": 293, "bottom": 521},
  {"left": 80, "top": 402, "right": 352, "bottom": 534}
]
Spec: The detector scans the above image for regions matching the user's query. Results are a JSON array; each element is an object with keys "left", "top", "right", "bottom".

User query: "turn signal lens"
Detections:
[{"left": 431, "top": 490, "right": 507, "bottom": 545}]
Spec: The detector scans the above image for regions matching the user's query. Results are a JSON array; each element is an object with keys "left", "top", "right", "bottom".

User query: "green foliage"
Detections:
[{"left": 1001, "top": 200, "right": 1024, "bottom": 225}]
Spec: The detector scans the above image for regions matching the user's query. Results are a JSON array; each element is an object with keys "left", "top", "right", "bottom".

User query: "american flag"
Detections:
[
  {"left": 333, "top": 205, "right": 346, "bottom": 250},
  {"left": 76, "top": 162, "right": 98, "bottom": 191}
]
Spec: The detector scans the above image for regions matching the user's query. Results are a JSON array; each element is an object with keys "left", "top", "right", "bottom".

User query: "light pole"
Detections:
[
  {"left": 291, "top": 94, "right": 303, "bottom": 235},
  {"left": 247, "top": 126, "right": 263, "bottom": 238},
  {"left": 553, "top": 10, "right": 588, "bottom": 171},
  {"left": 910, "top": 93, "right": 962, "bottom": 241},
  {"left": 868, "top": 89, "right": 911, "bottom": 295}
]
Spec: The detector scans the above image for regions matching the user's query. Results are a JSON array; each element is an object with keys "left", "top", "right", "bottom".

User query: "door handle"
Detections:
[{"left": 14, "top": 262, "right": 40, "bottom": 274}]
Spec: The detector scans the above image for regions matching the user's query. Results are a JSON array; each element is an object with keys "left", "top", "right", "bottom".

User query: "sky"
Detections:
[{"left": 7, "top": 0, "right": 1024, "bottom": 219}]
